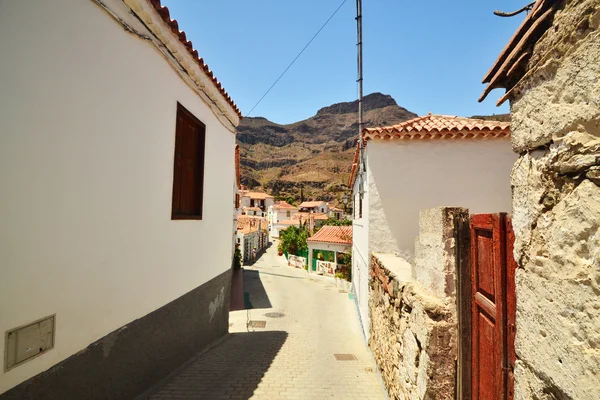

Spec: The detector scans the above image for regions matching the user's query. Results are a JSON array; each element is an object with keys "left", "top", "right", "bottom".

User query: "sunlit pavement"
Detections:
[{"left": 147, "top": 243, "right": 387, "bottom": 400}]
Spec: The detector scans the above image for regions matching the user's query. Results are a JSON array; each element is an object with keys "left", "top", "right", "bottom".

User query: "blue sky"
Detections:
[{"left": 162, "top": 0, "right": 525, "bottom": 124}]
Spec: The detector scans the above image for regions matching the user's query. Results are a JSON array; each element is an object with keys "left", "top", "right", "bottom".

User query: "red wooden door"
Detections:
[{"left": 470, "top": 214, "right": 515, "bottom": 400}]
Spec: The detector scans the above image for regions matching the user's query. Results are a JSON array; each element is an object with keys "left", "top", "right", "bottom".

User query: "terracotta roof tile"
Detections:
[
  {"left": 292, "top": 212, "right": 328, "bottom": 221},
  {"left": 239, "top": 191, "right": 274, "bottom": 200},
  {"left": 275, "top": 219, "right": 300, "bottom": 226},
  {"left": 298, "top": 201, "right": 325, "bottom": 208},
  {"left": 273, "top": 201, "right": 297, "bottom": 210},
  {"left": 307, "top": 226, "right": 352, "bottom": 245},
  {"left": 148, "top": 0, "right": 241, "bottom": 118},
  {"left": 237, "top": 215, "right": 267, "bottom": 234},
  {"left": 363, "top": 114, "right": 510, "bottom": 141}
]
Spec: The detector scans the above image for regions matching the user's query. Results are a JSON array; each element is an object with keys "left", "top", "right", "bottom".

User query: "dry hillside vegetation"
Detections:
[{"left": 237, "top": 93, "right": 417, "bottom": 205}]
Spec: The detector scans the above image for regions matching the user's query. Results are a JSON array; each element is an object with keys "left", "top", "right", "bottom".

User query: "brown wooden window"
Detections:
[{"left": 172, "top": 103, "right": 206, "bottom": 219}]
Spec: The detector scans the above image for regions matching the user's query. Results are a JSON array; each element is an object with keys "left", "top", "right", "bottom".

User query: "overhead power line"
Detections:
[{"left": 245, "top": 0, "right": 349, "bottom": 117}]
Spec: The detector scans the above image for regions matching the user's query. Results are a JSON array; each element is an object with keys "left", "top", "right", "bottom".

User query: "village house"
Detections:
[
  {"left": 298, "top": 200, "right": 329, "bottom": 214},
  {"left": 307, "top": 226, "right": 352, "bottom": 276},
  {"left": 233, "top": 145, "right": 242, "bottom": 260},
  {"left": 0, "top": 1, "right": 240, "bottom": 399},
  {"left": 236, "top": 215, "right": 268, "bottom": 263},
  {"left": 267, "top": 201, "right": 299, "bottom": 238},
  {"left": 349, "top": 114, "right": 515, "bottom": 338},
  {"left": 239, "top": 190, "right": 275, "bottom": 213},
  {"left": 242, "top": 206, "right": 264, "bottom": 217},
  {"left": 293, "top": 211, "right": 329, "bottom": 232},
  {"left": 328, "top": 206, "right": 346, "bottom": 221},
  {"left": 479, "top": 0, "right": 600, "bottom": 398}
]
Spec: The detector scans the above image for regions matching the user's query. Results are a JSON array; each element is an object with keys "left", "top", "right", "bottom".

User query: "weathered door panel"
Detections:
[{"left": 470, "top": 214, "right": 507, "bottom": 400}]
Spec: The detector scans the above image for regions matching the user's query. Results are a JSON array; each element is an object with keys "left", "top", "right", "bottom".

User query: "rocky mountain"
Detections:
[{"left": 237, "top": 93, "right": 417, "bottom": 206}]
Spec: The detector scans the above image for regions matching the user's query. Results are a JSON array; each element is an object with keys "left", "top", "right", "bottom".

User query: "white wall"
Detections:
[
  {"left": 0, "top": 0, "right": 235, "bottom": 392},
  {"left": 351, "top": 166, "right": 370, "bottom": 339},
  {"left": 368, "top": 139, "right": 515, "bottom": 261}
]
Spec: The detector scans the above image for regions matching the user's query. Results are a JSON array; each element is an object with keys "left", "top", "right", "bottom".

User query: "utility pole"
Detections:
[{"left": 356, "top": 0, "right": 365, "bottom": 191}]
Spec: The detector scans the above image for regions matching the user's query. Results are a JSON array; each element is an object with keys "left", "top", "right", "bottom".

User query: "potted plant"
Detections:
[{"left": 277, "top": 242, "right": 284, "bottom": 256}]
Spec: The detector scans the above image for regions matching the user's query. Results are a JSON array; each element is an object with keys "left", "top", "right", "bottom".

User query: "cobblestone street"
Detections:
[{"left": 146, "top": 243, "right": 386, "bottom": 400}]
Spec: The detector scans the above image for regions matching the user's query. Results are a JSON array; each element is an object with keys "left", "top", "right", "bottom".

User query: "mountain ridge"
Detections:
[{"left": 237, "top": 93, "right": 417, "bottom": 206}]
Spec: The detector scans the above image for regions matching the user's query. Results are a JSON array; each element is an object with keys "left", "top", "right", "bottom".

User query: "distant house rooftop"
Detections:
[
  {"left": 237, "top": 215, "right": 267, "bottom": 234},
  {"left": 240, "top": 191, "right": 274, "bottom": 200},
  {"left": 298, "top": 201, "right": 325, "bottom": 208},
  {"left": 274, "top": 201, "right": 298, "bottom": 210},
  {"left": 307, "top": 226, "right": 352, "bottom": 245},
  {"left": 293, "top": 212, "right": 328, "bottom": 221}
]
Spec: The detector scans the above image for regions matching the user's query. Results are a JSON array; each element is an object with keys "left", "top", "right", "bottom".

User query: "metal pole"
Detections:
[{"left": 356, "top": 0, "right": 365, "bottom": 182}]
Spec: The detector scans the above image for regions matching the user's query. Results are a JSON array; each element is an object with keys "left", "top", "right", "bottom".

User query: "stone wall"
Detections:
[
  {"left": 369, "top": 208, "right": 468, "bottom": 399},
  {"left": 509, "top": 1, "right": 600, "bottom": 398}
]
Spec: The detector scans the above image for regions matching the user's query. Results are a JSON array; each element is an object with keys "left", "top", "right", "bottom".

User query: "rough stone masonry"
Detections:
[
  {"left": 369, "top": 208, "right": 467, "bottom": 400},
  {"left": 507, "top": 1, "right": 600, "bottom": 398}
]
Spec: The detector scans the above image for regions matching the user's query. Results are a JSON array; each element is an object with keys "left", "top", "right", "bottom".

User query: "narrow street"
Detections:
[{"left": 146, "top": 243, "right": 387, "bottom": 400}]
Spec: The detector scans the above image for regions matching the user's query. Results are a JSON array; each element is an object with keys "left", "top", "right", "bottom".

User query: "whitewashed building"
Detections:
[
  {"left": 267, "top": 201, "right": 299, "bottom": 238},
  {"left": 239, "top": 191, "right": 275, "bottom": 213},
  {"left": 349, "top": 114, "right": 515, "bottom": 337},
  {"left": 0, "top": 1, "right": 240, "bottom": 398},
  {"left": 298, "top": 200, "right": 329, "bottom": 214}
]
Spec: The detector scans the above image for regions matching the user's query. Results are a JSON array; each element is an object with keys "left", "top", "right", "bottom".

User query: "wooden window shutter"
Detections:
[{"left": 172, "top": 103, "right": 206, "bottom": 219}]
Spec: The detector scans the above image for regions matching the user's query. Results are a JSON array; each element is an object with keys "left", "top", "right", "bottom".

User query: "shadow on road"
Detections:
[
  {"left": 149, "top": 331, "right": 288, "bottom": 400},
  {"left": 243, "top": 269, "right": 273, "bottom": 309}
]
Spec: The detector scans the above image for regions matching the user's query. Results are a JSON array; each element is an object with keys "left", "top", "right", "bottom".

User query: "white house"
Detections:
[
  {"left": 349, "top": 114, "right": 515, "bottom": 337},
  {"left": 298, "top": 200, "right": 329, "bottom": 214},
  {"left": 0, "top": 1, "right": 240, "bottom": 398},
  {"left": 267, "top": 201, "right": 299, "bottom": 238},
  {"left": 307, "top": 226, "right": 352, "bottom": 276},
  {"left": 239, "top": 190, "right": 275, "bottom": 212},
  {"left": 270, "top": 219, "right": 301, "bottom": 239}
]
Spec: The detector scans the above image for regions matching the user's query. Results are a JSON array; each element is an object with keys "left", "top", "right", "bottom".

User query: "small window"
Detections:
[
  {"left": 287, "top": 210, "right": 291, "bottom": 217},
  {"left": 359, "top": 195, "right": 363, "bottom": 219},
  {"left": 172, "top": 103, "right": 206, "bottom": 219},
  {"left": 235, "top": 194, "right": 240, "bottom": 209}
]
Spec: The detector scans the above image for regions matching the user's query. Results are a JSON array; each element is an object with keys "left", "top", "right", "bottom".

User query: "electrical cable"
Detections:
[{"left": 245, "top": 0, "right": 349, "bottom": 117}]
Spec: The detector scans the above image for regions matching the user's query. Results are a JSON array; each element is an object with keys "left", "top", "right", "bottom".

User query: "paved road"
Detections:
[{"left": 147, "top": 243, "right": 387, "bottom": 400}]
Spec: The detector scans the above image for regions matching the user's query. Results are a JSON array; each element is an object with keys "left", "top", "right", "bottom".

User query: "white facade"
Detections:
[
  {"left": 352, "top": 137, "right": 515, "bottom": 338},
  {"left": 0, "top": 0, "right": 238, "bottom": 393},
  {"left": 298, "top": 201, "right": 329, "bottom": 214},
  {"left": 270, "top": 220, "right": 300, "bottom": 239},
  {"left": 267, "top": 203, "right": 299, "bottom": 239},
  {"left": 240, "top": 192, "right": 274, "bottom": 212}
]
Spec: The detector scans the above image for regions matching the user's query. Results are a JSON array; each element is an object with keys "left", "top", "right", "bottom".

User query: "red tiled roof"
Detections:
[
  {"left": 349, "top": 114, "right": 510, "bottom": 186},
  {"left": 298, "top": 201, "right": 325, "bottom": 208},
  {"left": 348, "top": 140, "right": 362, "bottom": 187},
  {"left": 275, "top": 219, "right": 300, "bottom": 226},
  {"left": 363, "top": 114, "right": 510, "bottom": 141},
  {"left": 239, "top": 191, "right": 274, "bottom": 200},
  {"left": 292, "top": 212, "right": 328, "bottom": 221},
  {"left": 237, "top": 215, "right": 267, "bottom": 234},
  {"left": 149, "top": 0, "right": 241, "bottom": 118},
  {"left": 274, "top": 201, "right": 298, "bottom": 210},
  {"left": 307, "top": 226, "right": 352, "bottom": 245},
  {"left": 479, "top": 0, "right": 559, "bottom": 105}
]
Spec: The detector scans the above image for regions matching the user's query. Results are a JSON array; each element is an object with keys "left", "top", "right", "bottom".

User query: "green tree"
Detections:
[
  {"left": 321, "top": 218, "right": 352, "bottom": 226},
  {"left": 279, "top": 225, "right": 308, "bottom": 255}
]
